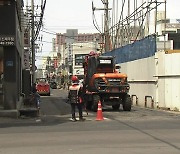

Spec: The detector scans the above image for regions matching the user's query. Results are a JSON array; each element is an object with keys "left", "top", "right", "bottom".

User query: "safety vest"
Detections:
[{"left": 69, "top": 84, "right": 81, "bottom": 104}]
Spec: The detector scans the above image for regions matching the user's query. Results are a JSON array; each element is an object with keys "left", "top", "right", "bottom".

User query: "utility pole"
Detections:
[
  {"left": 164, "top": 0, "right": 167, "bottom": 51},
  {"left": 127, "top": 0, "right": 130, "bottom": 44},
  {"left": 155, "top": 0, "right": 157, "bottom": 34},
  {"left": 146, "top": 0, "right": 150, "bottom": 35},
  {"left": 93, "top": 0, "right": 111, "bottom": 52},
  {"left": 104, "top": 0, "right": 110, "bottom": 52},
  {"left": 141, "top": 0, "right": 144, "bottom": 38},
  {"left": 31, "top": 0, "right": 35, "bottom": 84},
  {"left": 134, "top": 0, "right": 137, "bottom": 41}
]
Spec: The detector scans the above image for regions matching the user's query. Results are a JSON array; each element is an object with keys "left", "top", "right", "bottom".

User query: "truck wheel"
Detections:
[
  {"left": 92, "top": 95, "right": 100, "bottom": 112},
  {"left": 92, "top": 104, "right": 97, "bottom": 112},
  {"left": 112, "top": 104, "right": 120, "bottom": 110},
  {"left": 86, "top": 101, "right": 92, "bottom": 110},
  {"left": 122, "top": 95, "right": 132, "bottom": 111}
]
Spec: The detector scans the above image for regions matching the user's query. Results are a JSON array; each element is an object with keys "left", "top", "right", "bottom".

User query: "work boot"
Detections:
[{"left": 72, "top": 118, "right": 77, "bottom": 122}]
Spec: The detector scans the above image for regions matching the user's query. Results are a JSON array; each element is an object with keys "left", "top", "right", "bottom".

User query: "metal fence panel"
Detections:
[{"left": 103, "top": 35, "right": 156, "bottom": 64}]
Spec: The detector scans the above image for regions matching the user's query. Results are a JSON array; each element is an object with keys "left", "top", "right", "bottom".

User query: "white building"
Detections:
[{"left": 66, "top": 42, "right": 100, "bottom": 78}]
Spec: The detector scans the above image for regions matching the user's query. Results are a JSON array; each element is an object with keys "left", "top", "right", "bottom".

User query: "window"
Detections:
[{"left": 75, "top": 54, "right": 87, "bottom": 66}]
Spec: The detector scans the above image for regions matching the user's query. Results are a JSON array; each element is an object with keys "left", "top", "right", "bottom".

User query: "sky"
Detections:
[
  {"left": 41, "top": 0, "right": 180, "bottom": 49},
  {"left": 43, "top": 0, "right": 102, "bottom": 34},
  {"left": 35, "top": 0, "right": 104, "bottom": 65},
  {"left": 43, "top": 0, "right": 180, "bottom": 32},
  {"left": 41, "top": 0, "right": 103, "bottom": 53},
  {"left": 29, "top": 0, "right": 180, "bottom": 66}
]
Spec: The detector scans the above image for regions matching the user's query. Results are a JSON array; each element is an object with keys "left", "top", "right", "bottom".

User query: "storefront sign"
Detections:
[
  {"left": 24, "top": 30, "right": 30, "bottom": 47},
  {"left": 0, "top": 36, "right": 15, "bottom": 46},
  {"left": 23, "top": 49, "right": 30, "bottom": 69}
]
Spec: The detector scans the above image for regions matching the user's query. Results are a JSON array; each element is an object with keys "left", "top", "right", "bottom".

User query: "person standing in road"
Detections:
[
  {"left": 31, "top": 83, "right": 41, "bottom": 109},
  {"left": 68, "top": 75, "right": 85, "bottom": 122}
]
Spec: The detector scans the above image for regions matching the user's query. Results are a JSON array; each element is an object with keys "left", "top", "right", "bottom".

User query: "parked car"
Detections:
[{"left": 36, "top": 78, "right": 50, "bottom": 96}]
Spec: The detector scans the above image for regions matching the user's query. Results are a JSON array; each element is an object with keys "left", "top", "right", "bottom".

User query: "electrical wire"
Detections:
[
  {"left": 113, "top": 0, "right": 126, "bottom": 48},
  {"left": 91, "top": 0, "right": 103, "bottom": 34},
  {"left": 33, "top": 0, "right": 46, "bottom": 42},
  {"left": 110, "top": 0, "right": 162, "bottom": 47}
]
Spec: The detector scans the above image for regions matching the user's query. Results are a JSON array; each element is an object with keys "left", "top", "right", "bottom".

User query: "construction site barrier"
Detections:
[
  {"left": 145, "top": 96, "right": 154, "bottom": 108},
  {"left": 131, "top": 95, "right": 138, "bottom": 106}
]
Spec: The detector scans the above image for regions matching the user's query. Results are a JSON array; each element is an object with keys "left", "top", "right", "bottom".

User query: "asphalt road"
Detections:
[{"left": 0, "top": 89, "right": 180, "bottom": 154}]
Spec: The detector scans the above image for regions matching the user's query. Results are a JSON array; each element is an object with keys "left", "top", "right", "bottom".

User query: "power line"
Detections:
[
  {"left": 33, "top": 0, "right": 47, "bottom": 42},
  {"left": 92, "top": 0, "right": 102, "bottom": 34},
  {"left": 110, "top": 0, "right": 163, "bottom": 48}
]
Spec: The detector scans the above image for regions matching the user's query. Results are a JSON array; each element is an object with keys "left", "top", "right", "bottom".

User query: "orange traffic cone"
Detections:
[{"left": 96, "top": 100, "right": 104, "bottom": 121}]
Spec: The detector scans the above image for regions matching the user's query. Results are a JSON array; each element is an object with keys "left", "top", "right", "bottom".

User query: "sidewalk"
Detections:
[
  {"left": 0, "top": 108, "right": 19, "bottom": 118},
  {"left": 0, "top": 95, "right": 25, "bottom": 118},
  {"left": 0, "top": 115, "right": 41, "bottom": 128},
  {"left": 0, "top": 106, "right": 41, "bottom": 126}
]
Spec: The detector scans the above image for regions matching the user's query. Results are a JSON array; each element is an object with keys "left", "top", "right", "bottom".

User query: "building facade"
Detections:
[
  {"left": 0, "top": 0, "right": 24, "bottom": 113},
  {"left": 50, "top": 30, "right": 103, "bottom": 78}
]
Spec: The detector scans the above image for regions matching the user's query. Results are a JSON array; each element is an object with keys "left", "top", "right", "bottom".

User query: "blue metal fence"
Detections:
[{"left": 103, "top": 35, "right": 156, "bottom": 64}]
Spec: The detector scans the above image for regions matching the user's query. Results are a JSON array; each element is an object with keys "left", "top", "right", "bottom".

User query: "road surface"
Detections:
[{"left": 0, "top": 89, "right": 180, "bottom": 154}]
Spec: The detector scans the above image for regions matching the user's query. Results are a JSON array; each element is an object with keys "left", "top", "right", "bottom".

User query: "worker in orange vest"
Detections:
[{"left": 68, "top": 75, "right": 85, "bottom": 122}]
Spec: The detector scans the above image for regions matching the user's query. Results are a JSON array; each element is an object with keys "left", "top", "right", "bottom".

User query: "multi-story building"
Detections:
[
  {"left": 0, "top": 0, "right": 24, "bottom": 115},
  {"left": 156, "top": 11, "right": 180, "bottom": 51},
  {"left": 69, "top": 42, "right": 99, "bottom": 79},
  {"left": 52, "top": 30, "right": 102, "bottom": 79},
  {"left": 55, "top": 32, "right": 102, "bottom": 46}
]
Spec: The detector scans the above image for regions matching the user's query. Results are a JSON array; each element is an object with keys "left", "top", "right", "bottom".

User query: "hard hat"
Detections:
[
  {"left": 71, "top": 75, "right": 79, "bottom": 82},
  {"left": 89, "top": 51, "right": 96, "bottom": 56}
]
